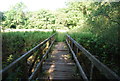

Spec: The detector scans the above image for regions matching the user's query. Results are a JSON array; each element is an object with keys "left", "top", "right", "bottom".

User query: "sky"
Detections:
[{"left": 0, "top": 0, "right": 67, "bottom": 11}]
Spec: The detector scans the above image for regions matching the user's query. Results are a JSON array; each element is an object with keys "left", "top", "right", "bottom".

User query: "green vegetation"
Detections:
[
  {"left": 68, "top": 31, "right": 119, "bottom": 75},
  {"left": 1, "top": 0, "right": 120, "bottom": 79},
  {"left": 1, "top": 2, "right": 119, "bottom": 30},
  {"left": 56, "top": 32, "right": 66, "bottom": 42},
  {"left": 65, "top": 1, "right": 120, "bottom": 75},
  {"left": 2, "top": 31, "right": 53, "bottom": 68}
]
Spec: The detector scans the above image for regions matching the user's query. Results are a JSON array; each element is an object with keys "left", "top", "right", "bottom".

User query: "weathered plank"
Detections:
[{"left": 38, "top": 42, "right": 81, "bottom": 80}]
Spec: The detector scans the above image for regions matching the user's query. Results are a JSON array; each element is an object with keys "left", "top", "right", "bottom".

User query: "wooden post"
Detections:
[
  {"left": 33, "top": 47, "right": 43, "bottom": 79},
  {"left": 90, "top": 62, "right": 94, "bottom": 81},
  {"left": 75, "top": 64, "right": 79, "bottom": 75},
  {"left": 76, "top": 48, "right": 79, "bottom": 54},
  {"left": 49, "top": 38, "right": 51, "bottom": 45},
  {"left": 28, "top": 53, "right": 39, "bottom": 76},
  {"left": 67, "top": 37, "right": 70, "bottom": 43},
  {"left": 21, "top": 59, "right": 29, "bottom": 81},
  {"left": 74, "top": 44, "right": 77, "bottom": 54},
  {"left": 70, "top": 41, "right": 73, "bottom": 50},
  {"left": 46, "top": 41, "right": 50, "bottom": 59},
  {"left": 70, "top": 41, "right": 74, "bottom": 60},
  {"left": 75, "top": 48, "right": 79, "bottom": 72},
  {"left": 46, "top": 50, "right": 48, "bottom": 59},
  {"left": 39, "top": 47, "right": 43, "bottom": 73},
  {"left": 67, "top": 38, "right": 70, "bottom": 53}
]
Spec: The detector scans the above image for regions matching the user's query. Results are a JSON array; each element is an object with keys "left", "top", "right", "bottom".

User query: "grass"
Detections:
[
  {"left": 2, "top": 31, "right": 67, "bottom": 68},
  {"left": 2, "top": 31, "right": 53, "bottom": 68},
  {"left": 67, "top": 31, "right": 120, "bottom": 76},
  {"left": 2, "top": 30, "right": 119, "bottom": 78},
  {"left": 56, "top": 32, "right": 66, "bottom": 42}
]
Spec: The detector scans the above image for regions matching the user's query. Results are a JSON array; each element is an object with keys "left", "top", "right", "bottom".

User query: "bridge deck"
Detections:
[{"left": 38, "top": 42, "right": 81, "bottom": 80}]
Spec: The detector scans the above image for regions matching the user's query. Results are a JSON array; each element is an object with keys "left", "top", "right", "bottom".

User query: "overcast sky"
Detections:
[{"left": 0, "top": 0, "right": 67, "bottom": 11}]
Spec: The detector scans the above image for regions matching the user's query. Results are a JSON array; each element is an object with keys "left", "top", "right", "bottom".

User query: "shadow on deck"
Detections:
[{"left": 38, "top": 42, "right": 81, "bottom": 80}]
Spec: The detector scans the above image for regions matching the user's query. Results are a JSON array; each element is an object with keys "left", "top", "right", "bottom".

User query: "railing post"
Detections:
[
  {"left": 70, "top": 41, "right": 74, "bottom": 60},
  {"left": 70, "top": 40, "right": 73, "bottom": 49},
  {"left": 21, "top": 59, "right": 29, "bottom": 80},
  {"left": 66, "top": 36, "right": 68, "bottom": 42},
  {"left": 46, "top": 52, "right": 49, "bottom": 59},
  {"left": 49, "top": 37, "right": 51, "bottom": 45},
  {"left": 74, "top": 44, "right": 77, "bottom": 54},
  {"left": 46, "top": 41, "right": 50, "bottom": 59},
  {"left": 73, "top": 43, "right": 77, "bottom": 55},
  {"left": 75, "top": 47, "right": 79, "bottom": 73},
  {"left": 39, "top": 47, "right": 43, "bottom": 73},
  {"left": 90, "top": 62, "right": 94, "bottom": 81},
  {"left": 75, "top": 64, "right": 79, "bottom": 75},
  {"left": 76, "top": 48, "right": 79, "bottom": 54},
  {"left": 28, "top": 52, "right": 39, "bottom": 76}
]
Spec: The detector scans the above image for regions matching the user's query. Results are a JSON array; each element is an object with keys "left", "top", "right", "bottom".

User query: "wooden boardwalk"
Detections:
[
  {"left": 38, "top": 42, "right": 80, "bottom": 80},
  {"left": 2, "top": 34, "right": 120, "bottom": 81}
]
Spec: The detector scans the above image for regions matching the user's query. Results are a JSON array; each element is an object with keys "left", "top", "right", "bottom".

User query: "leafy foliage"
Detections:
[
  {"left": 68, "top": 31, "right": 119, "bottom": 75},
  {"left": 1, "top": 0, "right": 120, "bottom": 78},
  {"left": 2, "top": 31, "right": 53, "bottom": 68}
]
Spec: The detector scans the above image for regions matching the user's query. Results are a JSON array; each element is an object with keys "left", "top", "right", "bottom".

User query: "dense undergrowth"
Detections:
[
  {"left": 56, "top": 32, "right": 66, "bottom": 42},
  {"left": 2, "top": 31, "right": 53, "bottom": 68},
  {"left": 2, "top": 30, "right": 119, "bottom": 79},
  {"left": 68, "top": 31, "right": 119, "bottom": 76},
  {"left": 1, "top": 1, "right": 120, "bottom": 80}
]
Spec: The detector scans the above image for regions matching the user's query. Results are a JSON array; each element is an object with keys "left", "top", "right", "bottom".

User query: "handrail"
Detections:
[
  {"left": 1, "top": 33, "right": 56, "bottom": 79},
  {"left": 66, "top": 39, "right": 88, "bottom": 81},
  {"left": 66, "top": 34, "right": 120, "bottom": 81},
  {"left": 29, "top": 39, "right": 55, "bottom": 80}
]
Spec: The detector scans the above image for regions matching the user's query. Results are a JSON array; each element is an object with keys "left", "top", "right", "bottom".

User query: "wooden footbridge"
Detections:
[{"left": 1, "top": 33, "right": 120, "bottom": 81}]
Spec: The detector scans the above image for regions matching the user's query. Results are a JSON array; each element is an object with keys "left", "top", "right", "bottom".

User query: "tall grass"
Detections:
[
  {"left": 2, "top": 31, "right": 53, "bottom": 67},
  {"left": 68, "top": 31, "right": 119, "bottom": 75},
  {"left": 56, "top": 32, "right": 66, "bottom": 42}
]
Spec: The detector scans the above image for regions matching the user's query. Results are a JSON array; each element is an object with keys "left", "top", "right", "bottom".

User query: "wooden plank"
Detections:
[
  {"left": 39, "top": 42, "right": 80, "bottom": 80},
  {"left": 66, "top": 34, "right": 120, "bottom": 81},
  {"left": 43, "top": 62, "right": 75, "bottom": 65}
]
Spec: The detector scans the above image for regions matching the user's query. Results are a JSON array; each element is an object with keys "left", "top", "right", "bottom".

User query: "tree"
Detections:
[
  {"left": 2, "top": 2, "right": 27, "bottom": 29},
  {"left": 27, "top": 9, "right": 56, "bottom": 29}
]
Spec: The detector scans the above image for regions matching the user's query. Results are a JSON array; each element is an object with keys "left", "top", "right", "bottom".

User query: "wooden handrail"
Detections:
[
  {"left": 1, "top": 33, "right": 56, "bottom": 79},
  {"left": 66, "top": 34, "right": 120, "bottom": 81},
  {"left": 66, "top": 39, "right": 88, "bottom": 81},
  {"left": 29, "top": 39, "right": 55, "bottom": 80}
]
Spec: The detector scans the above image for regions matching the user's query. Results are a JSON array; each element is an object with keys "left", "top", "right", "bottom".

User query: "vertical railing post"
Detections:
[
  {"left": 75, "top": 47, "right": 79, "bottom": 73},
  {"left": 76, "top": 48, "right": 79, "bottom": 55},
  {"left": 73, "top": 43, "right": 77, "bottom": 55},
  {"left": 66, "top": 36, "right": 69, "bottom": 45},
  {"left": 28, "top": 52, "right": 39, "bottom": 76},
  {"left": 90, "top": 62, "right": 94, "bottom": 81},
  {"left": 67, "top": 37, "right": 71, "bottom": 54},
  {"left": 74, "top": 44, "right": 77, "bottom": 54},
  {"left": 49, "top": 37, "right": 51, "bottom": 45},
  {"left": 46, "top": 36, "right": 53, "bottom": 58},
  {"left": 70, "top": 40, "right": 73, "bottom": 49},
  {"left": 21, "top": 59, "right": 29, "bottom": 80},
  {"left": 39, "top": 47, "right": 43, "bottom": 73},
  {"left": 46, "top": 41, "right": 50, "bottom": 59},
  {"left": 70, "top": 40, "right": 74, "bottom": 60}
]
